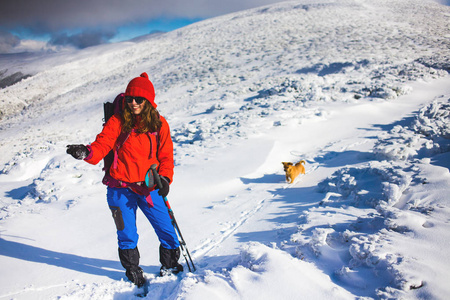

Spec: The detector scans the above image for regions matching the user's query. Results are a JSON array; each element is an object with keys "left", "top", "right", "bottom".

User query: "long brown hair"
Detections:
[{"left": 122, "top": 100, "right": 162, "bottom": 133}]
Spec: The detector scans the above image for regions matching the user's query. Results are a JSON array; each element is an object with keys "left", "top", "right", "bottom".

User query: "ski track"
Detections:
[
  {"left": 0, "top": 283, "right": 68, "bottom": 299},
  {"left": 193, "top": 193, "right": 270, "bottom": 259}
]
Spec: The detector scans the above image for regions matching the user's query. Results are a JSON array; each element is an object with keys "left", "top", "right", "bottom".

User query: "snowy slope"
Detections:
[{"left": 0, "top": 0, "right": 449, "bottom": 299}]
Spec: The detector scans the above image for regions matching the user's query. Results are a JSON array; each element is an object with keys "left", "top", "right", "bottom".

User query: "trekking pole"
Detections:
[{"left": 150, "top": 164, "right": 196, "bottom": 272}]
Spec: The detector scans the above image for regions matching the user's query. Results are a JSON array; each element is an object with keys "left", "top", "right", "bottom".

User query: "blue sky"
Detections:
[
  {"left": 0, "top": 0, "right": 449, "bottom": 54},
  {"left": 110, "top": 18, "right": 204, "bottom": 43}
]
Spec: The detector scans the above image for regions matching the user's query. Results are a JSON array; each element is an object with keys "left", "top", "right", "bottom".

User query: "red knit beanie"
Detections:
[{"left": 125, "top": 72, "right": 156, "bottom": 108}]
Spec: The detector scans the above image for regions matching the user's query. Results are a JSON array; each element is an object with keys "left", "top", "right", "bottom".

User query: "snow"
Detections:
[{"left": 1, "top": 0, "right": 450, "bottom": 299}]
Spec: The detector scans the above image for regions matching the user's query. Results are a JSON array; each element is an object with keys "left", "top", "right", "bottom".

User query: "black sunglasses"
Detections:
[{"left": 125, "top": 96, "right": 146, "bottom": 105}]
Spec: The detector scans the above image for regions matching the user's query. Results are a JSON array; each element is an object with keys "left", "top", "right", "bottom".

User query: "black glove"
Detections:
[
  {"left": 66, "top": 144, "right": 89, "bottom": 160},
  {"left": 158, "top": 176, "right": 170, "bottom": 198}
]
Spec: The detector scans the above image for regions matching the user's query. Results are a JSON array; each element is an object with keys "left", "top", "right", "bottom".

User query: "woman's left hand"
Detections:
[{"left": 66, "top": 144, "right": 90, "bottom": 160}]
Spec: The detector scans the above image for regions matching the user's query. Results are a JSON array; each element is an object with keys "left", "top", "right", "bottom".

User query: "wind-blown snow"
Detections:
[{"left": 0, "top": 0, "right": 449, "bottom": 299}]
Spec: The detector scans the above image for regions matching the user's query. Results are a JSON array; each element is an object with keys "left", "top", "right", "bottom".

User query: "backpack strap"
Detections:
[
  {"left": 147, "top": 131, "right": 159, "bottom": 159},
  {"left": 112, "top": 131, "right": 131, "bottom": 170},
  {"left": 146, "top": 113, "right": 162, "bottom": 159}
]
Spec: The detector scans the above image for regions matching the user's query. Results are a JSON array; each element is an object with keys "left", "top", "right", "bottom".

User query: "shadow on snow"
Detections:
[{"left": 0, "top": 237, "right": 123, "bottom": 279}]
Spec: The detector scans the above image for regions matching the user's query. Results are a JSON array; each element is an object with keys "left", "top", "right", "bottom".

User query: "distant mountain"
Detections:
[{"left": 1, "top": 0, "right": 448, "bottom": 121}]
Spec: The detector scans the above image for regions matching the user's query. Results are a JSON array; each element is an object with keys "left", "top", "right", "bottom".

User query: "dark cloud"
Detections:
[
  {"left": 0, "top": 0, "right": 286, "bottom": 52},
  {"left": 0, "top": 0, "right": 283, "bottom": 33},
  {"left": 48, "top": 29, "right": 117, "bottom": 49}
]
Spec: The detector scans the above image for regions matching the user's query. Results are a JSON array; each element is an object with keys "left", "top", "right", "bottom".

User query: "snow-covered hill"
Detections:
[{"left": 0, "top": 0, "right": 449, "bottom": 299}]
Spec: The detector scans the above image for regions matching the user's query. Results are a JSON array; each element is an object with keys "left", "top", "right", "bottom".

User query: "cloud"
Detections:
[
  {"left": 0, "top": 0, "right": 287, "bottom": 53},
  {"left": 0, "top": 30, "right": 21, "bottom": 53},
  {"left": 11, "top": 39, "right": 61, "bottom": 53},
  {"left": 48, "top": 29, "right": 117, "bottom": 49}
]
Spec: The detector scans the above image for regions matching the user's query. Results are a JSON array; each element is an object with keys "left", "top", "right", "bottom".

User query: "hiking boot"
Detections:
[
  {"left": 160, "top": 245, "right": 181, "bottom": 265},
  {"left": 126, "top": 268, "right": 146, "bottom": 287},
  {"left": 118, "top": 247, "right": 146, "bottom": 287},
  {"left": 160, "top": 263, "right": 184, "bottom": 276}
]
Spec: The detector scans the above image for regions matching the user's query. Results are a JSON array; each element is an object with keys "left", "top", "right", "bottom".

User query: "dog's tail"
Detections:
[{"left": 296, "top": 160, "right": 306, "bottom": 166}]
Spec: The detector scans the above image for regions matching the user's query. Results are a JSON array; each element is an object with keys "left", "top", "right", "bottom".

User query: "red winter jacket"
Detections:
[{"left": 84, "top": 114, "right": 174, "bottom": 185}]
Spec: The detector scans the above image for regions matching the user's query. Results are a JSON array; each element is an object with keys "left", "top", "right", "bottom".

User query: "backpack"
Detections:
[
  {"left": 102, "top": 93, "right": 160, "bottom": 187},
  {"left": 102, "top": 93, "right": 125, "bottom": 175}
]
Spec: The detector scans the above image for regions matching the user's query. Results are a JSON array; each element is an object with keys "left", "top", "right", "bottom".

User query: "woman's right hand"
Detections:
[
  {"left": 66, "top": 144, "right": 89, "bottom": 160},
  {"left": 157, "top": 176, "right": 170, "bottom": 198}
]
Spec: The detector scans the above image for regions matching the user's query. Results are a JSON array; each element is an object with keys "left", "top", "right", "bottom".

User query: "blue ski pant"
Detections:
[{"left": 107, "top": 187, "right": 180, "bottom": 250}]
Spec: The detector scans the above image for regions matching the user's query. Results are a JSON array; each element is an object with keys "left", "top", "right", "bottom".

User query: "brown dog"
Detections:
[{"left": 282, "top": 160, "right": 306, "bottom": 183}]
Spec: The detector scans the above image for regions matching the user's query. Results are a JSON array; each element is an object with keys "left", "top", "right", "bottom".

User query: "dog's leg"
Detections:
[{"left": 286, "top": 175, "right": 290, "bottom": 183}]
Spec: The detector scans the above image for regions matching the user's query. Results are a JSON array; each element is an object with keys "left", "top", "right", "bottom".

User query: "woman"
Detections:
[{"left": 66, "top": 73, "right": 182, "bottom": 287}]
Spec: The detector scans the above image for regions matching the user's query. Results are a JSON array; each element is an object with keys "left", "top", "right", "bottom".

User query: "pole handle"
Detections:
[{"left": 150, "top": 164, "right": 163, "bottom": 190}]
